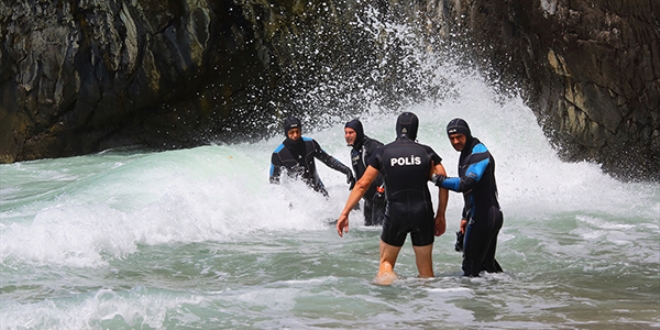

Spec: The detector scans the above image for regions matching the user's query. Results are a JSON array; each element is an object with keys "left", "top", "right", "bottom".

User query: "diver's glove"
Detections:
[
  {"left": 431, "top": 174, "right": 446, "bottom": 187},
  {"left": 373, "top": 186, "right": 385, "bottom": 205},
  {"left": 346, "top": 171, "right": 356, "bottom": 190},
  {"left": 454, "top": 231, "right": 464, "bottom": 252}
]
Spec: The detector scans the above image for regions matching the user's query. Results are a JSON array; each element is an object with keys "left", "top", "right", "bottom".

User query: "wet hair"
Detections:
[{"left": 396, "top": 112, "right": 419, "bottom": 140}]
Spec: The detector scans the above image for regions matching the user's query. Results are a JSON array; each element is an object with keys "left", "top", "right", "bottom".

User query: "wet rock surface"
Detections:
[
  {"left": 434, "top": 0, "right": 659, "bottom": 180},
  {"left": 1, "top": 0, "right": 657, "bottom": 180}
]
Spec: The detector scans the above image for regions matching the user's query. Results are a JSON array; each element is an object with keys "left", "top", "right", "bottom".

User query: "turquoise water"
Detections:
[{"left": 2, "top": 74, "right": 659, "bottom": 328}]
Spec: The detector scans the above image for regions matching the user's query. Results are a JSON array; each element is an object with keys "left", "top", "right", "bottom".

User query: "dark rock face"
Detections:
[
  {"left": 433, "top": 0, "right": 659, "bottom": 180},
  {"left": 0, "top": 0, "right": 290, "bottom": 162},
  {"left": 0, "top": 0, "right": 413, "bottom": 163},
  {"left": 1, "top": 0, "right": 658, "bottom": 181}
]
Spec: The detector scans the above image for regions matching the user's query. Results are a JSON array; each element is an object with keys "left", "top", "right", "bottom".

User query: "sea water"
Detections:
[
  {"left": 2, "top": 8, "right": 659, "bottom": 327},
  {"left": 2, "top": 68, "right": 659, "bottom": 329}
]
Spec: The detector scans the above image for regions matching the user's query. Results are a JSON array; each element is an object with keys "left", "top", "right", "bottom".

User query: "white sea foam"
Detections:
[{"left": 0, "top": 21, "right": 658, "bottom": 328}]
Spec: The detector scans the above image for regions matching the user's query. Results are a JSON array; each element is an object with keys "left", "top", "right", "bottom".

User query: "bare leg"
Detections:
[
  {"left": 374, "top": 239, "right": 401, "bottom": 285},
  {"left": 412, "top": 243, "right": 434, "bottom": 278}
]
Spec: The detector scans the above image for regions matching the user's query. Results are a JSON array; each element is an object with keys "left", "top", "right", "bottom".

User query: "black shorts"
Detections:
[{"left": 380, "top": 196, "right": 434, "bottom": 247}]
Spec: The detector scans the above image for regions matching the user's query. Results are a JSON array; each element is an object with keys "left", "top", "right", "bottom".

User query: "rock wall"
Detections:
[
  {"left": 0, "top": 0, "right": 298, "bottom": 162},
  {"left": 431, "top": 0, "right": 659, "bottom": 180},
  {"left": 2, "top": 0, "right": 214, "bottom": 161},
  {"left": 1, "top": 0, "right": 658, "bottom": 180},
  {"left": 0, "top": 0, "right": 407, "bottom": 163}
]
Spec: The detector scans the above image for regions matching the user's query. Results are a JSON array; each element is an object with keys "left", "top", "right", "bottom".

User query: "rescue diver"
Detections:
[
  {"left": 344, "top": 119, "right": 386, "bottom": 226},
  {"left": 270, "top": 117, "right": 355, "bottom": 196},
  {"left": 337, "top": 112, "right": 449, "bottom": 285},
  {"left": 432, "top": 118, "right": 504, "bottom": 277}
]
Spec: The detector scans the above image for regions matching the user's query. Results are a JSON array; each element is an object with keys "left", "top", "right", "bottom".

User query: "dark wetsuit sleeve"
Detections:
[
  {"left": 367, "top": 145, "right": 384, "bottom": 169},
  {"left": 440, "top": 143, "right": 489, "bottom": 192},
  {"left": 269, "top": 151, "right": 283, "bottom": 184},
  {"left": 365, "top": 138, "right": 384, "bottom": 161},
  {"left": 312, "top": 139, "right": 352, "bottom": 175},
  {"left": 365, "top": 139, "right": 385, "bottom": 187},
  {"left": 425, "top": 145, "right": 442, "bottom": 166}
]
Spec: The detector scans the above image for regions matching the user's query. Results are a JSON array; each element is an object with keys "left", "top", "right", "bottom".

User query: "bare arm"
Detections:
[
  {"left": 336, "top": 166, "right": 379, "bottom": 237},
  {"left": 432, "top": 162, "right": 448, "bottom": 236}
]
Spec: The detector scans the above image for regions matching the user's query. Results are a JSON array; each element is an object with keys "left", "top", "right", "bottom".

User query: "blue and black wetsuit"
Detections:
[
  {"left": 346, "top": 119, "right": 386, "bottom": 226},
  {"left": 270, "top": 136, "right": 352, "bottom": 196},
  {"left": 369, "top": 136, "right": 442, "bottom": 247},
  {"left": 440, "top": 136, "right": 503, "bottom": 276}
]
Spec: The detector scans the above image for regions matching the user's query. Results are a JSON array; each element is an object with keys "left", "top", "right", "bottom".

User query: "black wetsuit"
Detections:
[
  {"left": 368, "top": 136, "right": 442, "bottom": 247},
  {"left": 440, "top": 137, "right": 503, "bottom": 276},
  {"left": 270, "top": 136, "right": 352, "bottom": 196},
  {"left": 350, "top": 135, "right": 386, "bottom": 225}
]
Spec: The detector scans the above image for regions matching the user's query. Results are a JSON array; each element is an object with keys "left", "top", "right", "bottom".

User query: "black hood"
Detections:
[
  {"left": 396, "top": 112, "right": 419, "bottom": 141},
  {"left": 345, "top": 119, "right": 364, "bottom": 148},
  {"left": 283, "top": 117, "right": 302, "bottom": 136},
  {"left": 446, "top": 118, "right": 473, "bottom": 146}
]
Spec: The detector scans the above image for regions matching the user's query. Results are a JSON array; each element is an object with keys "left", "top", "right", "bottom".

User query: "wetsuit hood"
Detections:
[
  {"left": 345, "top": 119, "right": 364, "bottom": 149},
  {"left": 396, "top": 112, "right": 419, "bottom": 141},
  {"left": 447, "top": 118, "right": 473, "bottom": 146},
  {"left": 283, "top": 130, "right": 306, "bottom": 160},
  {"left": 447, "top": 118, "right": 472, "bottom": 139},
  {"left": 283, "top": 117, "right": 302, "bottom": 136}
]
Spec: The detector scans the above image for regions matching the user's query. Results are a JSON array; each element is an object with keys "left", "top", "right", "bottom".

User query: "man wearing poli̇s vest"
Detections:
[{"left": 337, "top": 112, "right": 449, "bottom": 285}]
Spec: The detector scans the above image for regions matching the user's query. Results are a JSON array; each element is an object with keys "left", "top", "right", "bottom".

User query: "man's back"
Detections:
[
  {"left": 370, "top": 137, "right": 439, "bottom": 204},
  {"left": 335, "top": 112, "right": 449, "bottom": 284}
]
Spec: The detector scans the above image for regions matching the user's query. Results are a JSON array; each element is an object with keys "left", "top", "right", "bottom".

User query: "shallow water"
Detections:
[
  {"left": 2, "top": 80, "right": 659, "bottom": 328},
  {"left": 2, "top": 8, "right": 659, "bottom": 325}
]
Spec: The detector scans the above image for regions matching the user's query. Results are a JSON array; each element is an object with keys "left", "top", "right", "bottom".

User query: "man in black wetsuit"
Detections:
[
  {"left": 336, "top": 112, "right": 449, "bottom": 285},
  {"left": 344, "top": 119, "right": 386, "bottom": 226},
  {"left": 270, "top": 117, "right": 355, "bottom": 196},
  {"left": 433, "top": 118, "right": 504, "bottom": 277}
]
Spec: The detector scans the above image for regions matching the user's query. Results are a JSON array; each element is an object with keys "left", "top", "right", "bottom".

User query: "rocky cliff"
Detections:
[
  {"left": 431, "top": 0, "right": 659, "bottom": 180},
  {"left": 1, "top": 0, "right": 284, "bottom": 162},
  {"left": 1, "top": 0, "right": 658, "bottom": 180},
  {"left": 0, "top": 0, "right": 412, "bottom": 162}
]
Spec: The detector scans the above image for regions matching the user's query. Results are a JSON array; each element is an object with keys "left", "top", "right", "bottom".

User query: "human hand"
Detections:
[
  {"left": 336, "top": 214, "right": 349, "bottom": 237},
  {"left": 434, "top": 214, "right": 446, "bottom": 236},
  {"left": 460, "top": 219, "right": 468, "bottom": 234},
  {"left": 431, "top": 174, "right": 446, "bottom": 187},
  {"left": 454, "top": 231, "right": 464, "bottom": 252},
  {"left": 347, "top": 172, "right": 356, "bottom": 190}
]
